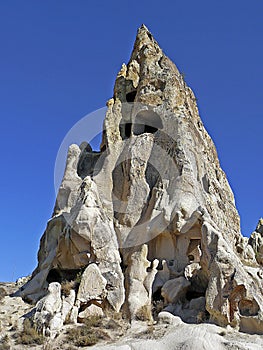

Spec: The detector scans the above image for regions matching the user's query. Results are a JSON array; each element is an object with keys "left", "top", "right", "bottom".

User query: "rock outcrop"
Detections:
[{"left": 16, "top": 24, "right": 263, "bottom": 336}]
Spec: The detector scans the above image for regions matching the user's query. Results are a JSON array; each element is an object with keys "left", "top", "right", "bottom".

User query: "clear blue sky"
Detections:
[{"left": 0, "top": 1, "right": 262, "bottom": 281}]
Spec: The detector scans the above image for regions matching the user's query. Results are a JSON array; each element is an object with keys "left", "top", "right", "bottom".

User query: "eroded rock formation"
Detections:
[{"left": 17, "top": 25, "right": 263, "bottom": 336}]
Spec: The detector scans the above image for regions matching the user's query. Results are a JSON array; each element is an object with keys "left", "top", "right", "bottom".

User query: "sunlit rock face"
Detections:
[{"left": 18, "top": 25, "right": 263, "bottom": 334}]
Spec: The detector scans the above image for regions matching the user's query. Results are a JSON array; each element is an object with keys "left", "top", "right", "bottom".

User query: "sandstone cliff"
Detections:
[{"left": 15, "top": 24, "right": 263, "bottom": 338}]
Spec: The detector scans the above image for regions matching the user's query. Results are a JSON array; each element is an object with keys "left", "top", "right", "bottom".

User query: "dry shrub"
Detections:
[
  {"left": 67, "top": 325, "right": 108, "bottom": 347},
  {"left": 66, "top": 327, "right": 98, "bottom": 347},
  {"left": 111, "top": 311, "right": 123, "bottom": 321},
  {"left": 152, "top": 300, "right": 164, "bottom": 320},
  {"left": 196, "top": 310, "right": 210, "bottom": 324},
  {"left": 0, "top": 334, "right": 10, "bottom": 350},
  {"left": 103, "top": 308, "right": 129, "bottom": 338},
  {"left": 143, "top": 323, "right": 155, "bottom": 339},
  {"left": 105, "top": 319, "right": 121, "bottom": 330},
  {"left": 135, "top": 305, "right": 152, "bottom": 321},
  {"left": 61, "top": 280, "right": 76, "bottom": 297},
  {"left": 14, "top": 318, "right": 44, "bottom": 345},
  {"left": 66, "top": 316, "right": 109, "bottom": 347},
  {"left": 0, "top": 287, "right": 7, "bottom": 300},
  {"left": 83, "top": 315, "right": 103, "bottom": 328}
]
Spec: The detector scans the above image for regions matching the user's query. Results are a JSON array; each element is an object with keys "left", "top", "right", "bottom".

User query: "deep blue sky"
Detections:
[{"left": 0, "top": 1, "right": 262, "bottom": 281}]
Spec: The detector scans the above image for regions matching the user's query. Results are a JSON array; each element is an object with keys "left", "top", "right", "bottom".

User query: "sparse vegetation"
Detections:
[
  {"left": 0, "top": 334, "right": 10, "bottom": 350},
  {"left": 135, "top": 322, "right": 158, "bottom": 340},
  {"left": 135, "top": 305, "right": 152, "bottom": 321},
  {"left": 75, "top": 270, "right": 84, "bottom": 284},
  {"left": 83, "top": 315, "right": 103, "bottom": 328},
  {"left": 66, "top": 316, "right": 109, "bottom": 347},
  {"left": 152, "top": 300, "right": 164, "bottom": 320},
  {"left": 14, "top": 318, "right": 44, "bottom": 345},
  {"left": 105, "top": 318, "right": 121, "bottom": 330},
  {"left": 219, "top": 330, "right": 227, "bottom": 336},
  {"left": 196, "top": 310, "right": 210, "bottom": 324},
  {"left": 144, "top": 323, "right": 155, "bottom": 338},
  {"left": 61, "top": 280, "right": 76, "bottom": 297},
  {"left": 0, "top": 287, "right": 7, "bottom": 300}
]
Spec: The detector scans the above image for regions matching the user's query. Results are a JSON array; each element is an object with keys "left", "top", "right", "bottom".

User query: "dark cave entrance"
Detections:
[
  {"left": 119, "top": 110, "right": 163, "bottom": 140},
  {"left": 126, "top": 91, "right": 137, "bottom": 102}
]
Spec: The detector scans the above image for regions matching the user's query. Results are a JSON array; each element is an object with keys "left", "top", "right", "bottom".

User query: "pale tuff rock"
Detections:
[
  {"left": 61, "top": 289, "right": 75, "bottom": 323},
  {"left": 89, "top": 323, "right": 263, "bottom": 350},
  {"left": 33, "top": 282, "right": 63, "bottom": 338},
  {"left": 76, "top": 264, "right": 107, "bottom": 304},
  {"left": 249, "top": 218, "right": 263, "bottom": 265},
  {"left": 157, "top": 311, "right": 183, "bottom": 325},
  {"left": 125, "top": 245, "right": 158, "bottom": 320},
  {"left": 0, "top": 294, "right": 32, "bottom": 333},
  {"left": 15, "top": 24, "right": 263, "bottom": 338},
  {"left": 161, "top": 276, "right": 191, "bottom": 304},
  {"left": 78, "top": 304, "right": 104, "bottom": 321}
]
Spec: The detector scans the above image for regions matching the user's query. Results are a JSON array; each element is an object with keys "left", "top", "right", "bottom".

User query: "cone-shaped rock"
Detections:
[{"left": 18, "top": 25, "right": 263, "bottom": 334}]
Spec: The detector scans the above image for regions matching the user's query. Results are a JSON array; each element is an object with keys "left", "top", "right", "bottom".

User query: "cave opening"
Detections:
[
  {"left": 238, "top": 299, "right": 259, "bottom": 317},
  {"left": 125, "top": 123, "right": 132, "bottom": 138},
  {"left": 119, "top": 122, "right": 132, "bottom": 140},
  {"left": 133, "top": 110, "right": 163, "bottom": 136},
  {"left": 46, "top": 269, "right": 62, "bottom": 284},
  {"left": 185, "top": 289, "right": 205, "bottom": 301},
  {"left": 46, "top": 268, "right": 85, "bottom": 285},
  {"left": 153, "top": 288, "right": 164, "bottom": 302},
  {"left": 126, "top": 91, "right": 137, "bottom": 102},
  {"left": 133, "top": 124, "right": 158, "bottom": 135},
  {"left": 119, "top": 110, "right": 163, "bottom": 140},
  {"left": 187, "top": 239, "right": 201, "bottom": 263}
]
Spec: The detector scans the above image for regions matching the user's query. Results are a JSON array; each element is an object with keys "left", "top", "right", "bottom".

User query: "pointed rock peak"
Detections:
[
  {"left": 114, "top": 25, "right": 180, "bottom": 101},
  {"left": 138, "top": 23, "right": 151, "bottom": 35},
  {"left": 130, "top": 24, "right": 162, "bottom": 62},
  {"left": 14, "top": 26, "right": 263, "bottom": 341}
]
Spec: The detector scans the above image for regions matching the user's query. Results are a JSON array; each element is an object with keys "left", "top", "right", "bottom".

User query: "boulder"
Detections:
[
  {"left": 158, "top": 311, "right": 183, "bottom": 325},
  {"left": 33, "top": 282, "right": 63, "bottom": 337},
  {"left": 76, "top": 264, "right": 107, "bottom": 304},
  {"left": 161, "top": 277, "right": 190, "bottom": 304}
]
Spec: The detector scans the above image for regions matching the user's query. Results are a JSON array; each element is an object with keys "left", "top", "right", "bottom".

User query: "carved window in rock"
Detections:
[
  {"left": 187, "top": 239, "right": 201, "bottom": 263},
  {"left": 119, "top": 110, "right": 163, "bottom": 140},
  {"left": 133, "top": 110, "right": 163, "bottom": 136},
  {"left": 126, "top": 90, "right": 137, "bottom": 102},
  {"left": 119, "top": 122, "right": 132, "bottom": 139}
]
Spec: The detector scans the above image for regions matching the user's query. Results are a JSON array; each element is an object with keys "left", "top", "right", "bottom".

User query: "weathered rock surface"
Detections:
[
  {"left": 249, "top": 218, "right": 263, "bottom": 265},
  {"left": 161, "top": 276, "right": 190, "bottom": 304},
  {"left": 12, "top": 23, "right": 263, "bottom": 340},
  {"left": 33, "top": 282, "right": 63, "bottom": 338},
  {"left": 1, "top": 285, "right": 263, "bottom": 350},
  {"left": 89, "top": 321, "right": 263, "bottom": 350},
  {"left": 76, "top": 263, "right": 107, "bottom": 304}
]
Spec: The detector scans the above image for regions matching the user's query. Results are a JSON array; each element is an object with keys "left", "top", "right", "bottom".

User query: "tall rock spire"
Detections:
[{"left": 17, "top": 26, "right": 263, "bottom": 336}]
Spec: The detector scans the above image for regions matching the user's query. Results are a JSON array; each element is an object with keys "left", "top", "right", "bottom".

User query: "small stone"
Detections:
[
  {"left": 161, "top": 277, "right": 190, "bottom": 304},
  {"left": 158, "top": 311, "right": 183, "bottom": 325}
]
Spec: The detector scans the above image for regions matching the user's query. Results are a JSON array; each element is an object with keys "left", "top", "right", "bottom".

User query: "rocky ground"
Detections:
[{"left": 1, "top": 282, "right": 263, "bottom": 350}]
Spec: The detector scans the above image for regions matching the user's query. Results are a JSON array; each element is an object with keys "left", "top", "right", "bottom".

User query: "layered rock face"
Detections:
[{"left": 18, "top": 25, "right": 263, "bottom": 335}]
